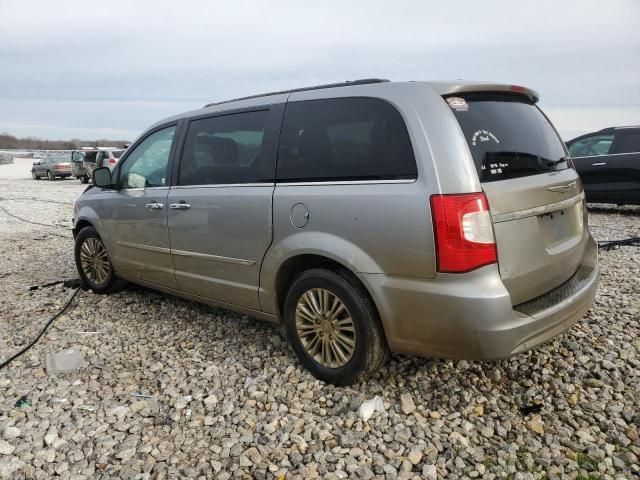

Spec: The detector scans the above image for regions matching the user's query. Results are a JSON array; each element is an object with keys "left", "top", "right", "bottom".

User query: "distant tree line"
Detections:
[{"left": 0, "top": 132, "right": 130, "bottom": 150}]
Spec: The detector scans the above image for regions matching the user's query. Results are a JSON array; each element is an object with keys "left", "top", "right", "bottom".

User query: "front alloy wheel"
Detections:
[
  {"left": 74, "top": 226, "right": 121, "bottom": 293},
  {"left": 80, "top": 237, "right": 110, "bottom": 285}
]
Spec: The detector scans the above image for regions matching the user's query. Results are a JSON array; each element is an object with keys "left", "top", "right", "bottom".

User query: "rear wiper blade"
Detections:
[
  {"left": 545, "top": 156, "right": 570, "bottom": 167},
  {"left": 487, "top": 151, "right": 568, "bottom": 167}
]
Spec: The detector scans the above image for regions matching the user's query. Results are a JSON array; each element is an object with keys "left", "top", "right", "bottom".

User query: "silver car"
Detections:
[
  {"left": 72, "top": 79, "right": 599, "bottom": 385},
  {"left": 32, "top": 155, "right": 72, "bottom": 180}
]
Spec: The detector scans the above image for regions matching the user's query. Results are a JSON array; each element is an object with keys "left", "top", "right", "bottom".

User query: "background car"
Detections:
[
  {"left": 71, "top": 150, "right": 90, "bottom": 183},
  {"left": 31, "top": 155, "right": 72, "bottom": 180},
  {"left": 70, "top": 147, "right": 124, "bottom": 183},
  {"left": 567, "top": 126, "right": 640, "bottom": 205}
]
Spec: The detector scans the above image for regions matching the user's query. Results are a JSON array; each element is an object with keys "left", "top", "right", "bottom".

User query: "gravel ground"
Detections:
[{"left": 0, "top": 159, "right": 639, "bottom": 480}]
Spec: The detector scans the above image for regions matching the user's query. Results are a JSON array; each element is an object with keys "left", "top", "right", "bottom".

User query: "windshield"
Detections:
[{"left": 446, "top": 93, "right": 568, "bottom": 183}]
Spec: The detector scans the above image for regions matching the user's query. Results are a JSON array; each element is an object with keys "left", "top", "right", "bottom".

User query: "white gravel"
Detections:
[{"left": 0, "top": 159, "right": 639, "bottom": 479}]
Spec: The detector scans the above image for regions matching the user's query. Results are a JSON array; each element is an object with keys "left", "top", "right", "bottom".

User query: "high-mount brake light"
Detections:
[{"left": 430, "top": 193, "right": 497, "bottom": 273}]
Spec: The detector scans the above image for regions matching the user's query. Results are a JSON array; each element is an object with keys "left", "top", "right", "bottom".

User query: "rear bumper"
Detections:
[{"left": 360, "top": 235, "right": 599, "bottom": 360}]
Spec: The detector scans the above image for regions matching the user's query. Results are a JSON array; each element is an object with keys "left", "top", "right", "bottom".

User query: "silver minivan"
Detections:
[{"left": 73, "top": 79, "right": 599, "bottom": 385}]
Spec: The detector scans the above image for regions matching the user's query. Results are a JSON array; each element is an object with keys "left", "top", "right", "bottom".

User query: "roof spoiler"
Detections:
[{"left": 434, "top": 83, "right": 540, "bottom": 103}]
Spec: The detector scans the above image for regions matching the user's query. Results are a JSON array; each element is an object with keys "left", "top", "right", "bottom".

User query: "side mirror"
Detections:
[
  {"left": 33, "top": 161, "right": 40, "bottom": 165},
  {"left": 93, "top": 167, "right": 113, "bottom": 189}
]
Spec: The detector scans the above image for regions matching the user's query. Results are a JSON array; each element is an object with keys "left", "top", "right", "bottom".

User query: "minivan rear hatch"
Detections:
[{"left": 447, "top": 92, "right": 587, "bottom": 305}]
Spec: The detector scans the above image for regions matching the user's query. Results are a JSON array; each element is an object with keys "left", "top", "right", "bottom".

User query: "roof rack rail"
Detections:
[
  {"left": 598, "top": 125, "right": 640, "bottom": 132},
  {"left": 204, "top": 78, "right": 390, "bottom": 108}
]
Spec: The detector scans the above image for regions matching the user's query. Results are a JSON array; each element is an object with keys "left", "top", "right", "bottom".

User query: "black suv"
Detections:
[{"left": 567, "top": 126, "right": 640, "bottom": 205}]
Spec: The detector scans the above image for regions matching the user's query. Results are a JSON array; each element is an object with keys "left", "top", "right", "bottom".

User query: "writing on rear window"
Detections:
[
  {"left": 447, "top": 93, "right": 568, "bottom": 182},
  {"left": 471, "top": 130, "right": 500, "bottom": 146},
  {"left": 481, "top": 161, "right": 510, "bottom": 176}
]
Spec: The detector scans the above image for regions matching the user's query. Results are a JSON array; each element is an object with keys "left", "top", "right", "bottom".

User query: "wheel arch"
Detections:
[
  {"left": 260, "top": 231, "right": 384, "bottom": 311},
  {"left": 264, "top": 251, "right": 390, "bottom": 347}
]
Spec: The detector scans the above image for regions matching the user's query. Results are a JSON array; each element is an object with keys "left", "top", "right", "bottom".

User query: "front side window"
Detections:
[
  {"left": 613, "top": 133, "right": 640, "bottom": 154},
  {"left": 179, "top": 110, "right": 269, "bottom": 185},
  {"left": 568, "top": 134, "right": 614, "bottom": 157},
  {"left": 118, "top": 126, "right": 175, "bottom": 189},
  {"left": 276, "top": 98, "right": 417, "bottom": 182}
]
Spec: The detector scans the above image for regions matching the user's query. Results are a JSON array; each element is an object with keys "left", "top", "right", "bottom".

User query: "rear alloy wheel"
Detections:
[
  {"left": 295, "top": 288, "right": 356, "bottom": 368},
  {"left": 47, "top": 170, "right": 55, "bottom": 180},
  {"left": 74, "top": 226, "right": 121, "bottom": 293},
  {"left": 283, "top": 268, "right": 389, "bottom": 385}
]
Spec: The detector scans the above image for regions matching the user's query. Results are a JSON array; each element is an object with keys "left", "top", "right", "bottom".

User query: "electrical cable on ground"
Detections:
[
  {"left": 0, "top": 287, "right": 80, "bottom": 370},
  {"left": 598, "top": 236, "right": 640, "bottom": 251},
  {"left": 0, "top": 196, "right": 74, "bottom": 206},
  {"left": 0, "top": 205, "right": 70, "bottom": 238}
]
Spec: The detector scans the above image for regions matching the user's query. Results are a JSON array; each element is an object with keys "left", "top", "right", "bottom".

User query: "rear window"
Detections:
[
  {"left": 112, "top": 150, "right": 124, "bottom": 159},
  {"left": 446, "top": 93, "right": 568, "bottom": 183},
  {"left": 277, "top": 98, "right": 417, "bottom": 182}
]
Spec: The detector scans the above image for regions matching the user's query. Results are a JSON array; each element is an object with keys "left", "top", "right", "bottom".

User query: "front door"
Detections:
[
  {"left": 34, "top": 158, "right": 48, "bottom": 176},
  {"left": 167, "top": 107, "right": 281, "bottom": 309},
  {"left": 98, "top": 125, "right": 178, "bottom": 288}
]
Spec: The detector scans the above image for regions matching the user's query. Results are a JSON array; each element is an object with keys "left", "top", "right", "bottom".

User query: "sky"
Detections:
[{"left": 0, "top": 0, "right": 639, "bottom": 142}]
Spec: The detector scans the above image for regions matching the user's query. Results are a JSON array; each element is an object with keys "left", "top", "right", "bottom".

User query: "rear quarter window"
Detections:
[
  {"left": 276, "top": 97, "right": 417, "bottom": 182},
  {"left": 447, "top": 93, "right": 568, "bottom": 182}
]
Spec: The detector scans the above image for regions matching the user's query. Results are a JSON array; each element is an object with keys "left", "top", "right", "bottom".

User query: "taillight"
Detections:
[
  {"left": 108, "top": 158, "right": 116, "bottom": 165},
  {"left": 430, "top": 193, "right": 497, "bottom": 273}
]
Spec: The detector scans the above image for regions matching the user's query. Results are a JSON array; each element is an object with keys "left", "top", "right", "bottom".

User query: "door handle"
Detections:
[
  {"left": 145, "top": 202, "right": 164, "bottom": 210},
  {"left": 169, "top": 203, "right": 191, "bottom": 210},
  {"left": 592, "top": 162, "right": 607, "bottom": 166}
]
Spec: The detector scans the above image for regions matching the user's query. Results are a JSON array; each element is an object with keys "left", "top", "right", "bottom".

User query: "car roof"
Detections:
[
  {"left": 597, "top": 125, "right": 640, "bottom": 133},
  {"left": 567, "top": 125, "right": 640, "bottom": 144},
  {"left": 147, "top": 79, "right": 540, "bottom": 131}
]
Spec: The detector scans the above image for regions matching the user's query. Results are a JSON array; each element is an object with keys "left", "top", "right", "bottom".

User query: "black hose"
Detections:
[
  {"left": 598, "top": 236, "right": 640, "bottom": 250},
  {"left": 0, "top": 288, "right": 80, "bottom": 370}
]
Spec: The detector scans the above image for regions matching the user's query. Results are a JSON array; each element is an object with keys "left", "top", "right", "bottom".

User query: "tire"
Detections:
[
  {"left": 74, "top": 226, "right": 122, "bottom": 294},
  {"left": 32, "top": 170, "right": 40, "bottom": 180},
  {"left": 283, "top": 268, "right": 389, "bottom": 385},
  {"left": 47, "top": 170, "right": 55, "bottom": 180},
  {"left": 80, "top": 175, "right": 89, "bottom": 184}
]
